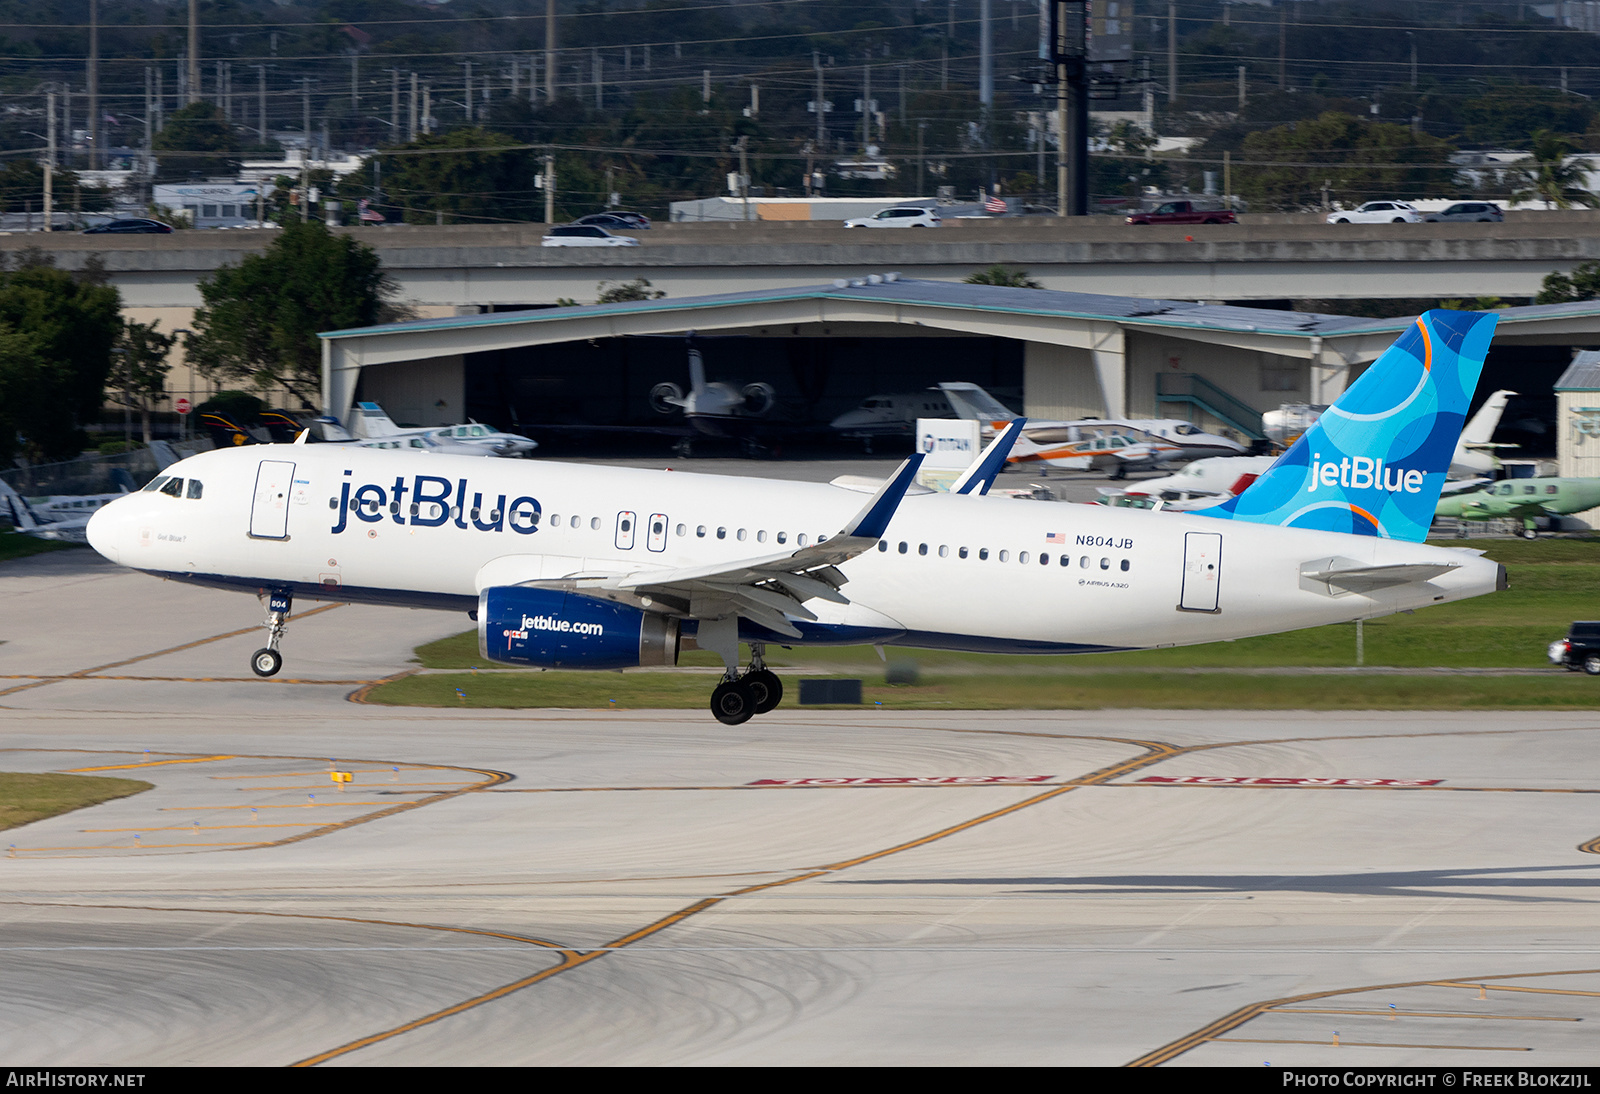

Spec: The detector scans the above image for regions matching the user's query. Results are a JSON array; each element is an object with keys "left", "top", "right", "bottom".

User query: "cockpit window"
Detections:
[
  {"left": 143, "top": 475, "right": 171, "bottom": 493},
  {"left": 1174, "top": 424, "right": 1200, "bottom": 435},
  {"left": 186, "top": 479, "right": 203, "bottom": 499},
  {"left": 158, "top": 477, "right": 184, "bottom": 498}
]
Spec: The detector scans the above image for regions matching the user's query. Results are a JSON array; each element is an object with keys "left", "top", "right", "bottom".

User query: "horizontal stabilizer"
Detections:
[{"left": 1300, "top": 558, "right": 1460, "bottom": 595}]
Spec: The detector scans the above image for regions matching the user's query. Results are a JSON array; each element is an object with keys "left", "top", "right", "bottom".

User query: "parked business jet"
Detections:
[
  {"left": 85, "top": 311, "right": 1503, "bottom": 724},
  {"left": 1266, "top": 389, "right": 1516, "bottom": 478}
]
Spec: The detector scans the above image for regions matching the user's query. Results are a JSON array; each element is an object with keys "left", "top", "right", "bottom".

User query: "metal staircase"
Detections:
[{"left": 1155, "top": 373, "right": 1266, "bottom": 441}]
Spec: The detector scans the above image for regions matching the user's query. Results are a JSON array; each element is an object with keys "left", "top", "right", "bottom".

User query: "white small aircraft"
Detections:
[
  {"left": 86, "top": 312, "right": 1505, "bottom": 723},
  {"left": 936, "top": 382, "right": 1247, "bottom": 477},
  {"left": 1, "top": 441, "right": 182, "bottom": 541},
  {"left": 830, "top": 389, "right": 959, "bottom": 445},
  {"left": 346, "top": 402, "right": 539, "bottom": 457}
]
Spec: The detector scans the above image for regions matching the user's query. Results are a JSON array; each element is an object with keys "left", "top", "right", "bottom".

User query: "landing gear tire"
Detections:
[
  {"left": 711, "top": 678, "right": 756, "bottom": 725},
  {"left": 1522, "top": 527, "right": 1539, "bottom": 540},
  {"left": 1585, "top": 656, "right": 1600, "bottom": 677},
  {"left": 1108, "top": 463, "right": 1127, "bottom": 481},
  {"left": 251, "top": 648, "right": 283, "bottom": 677},
  {"left": 744, "top": 669, "right": 783, "bottom": 714}
]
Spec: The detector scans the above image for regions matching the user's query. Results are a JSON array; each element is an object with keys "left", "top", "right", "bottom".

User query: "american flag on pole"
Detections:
[
  {"left": 983, "top": 194, "right": 1007, "bottom": 214},
  {"left": 1045, "top": 532, "right": 1066, "bottom": 545},
  {"left": 357, "top": 198, "right": 386, "bottom": 223}
]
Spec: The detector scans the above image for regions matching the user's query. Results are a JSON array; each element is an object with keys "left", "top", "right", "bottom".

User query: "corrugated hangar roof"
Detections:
[
  {"left": 1557, "top": 350, "right": 1600, "bottom": 391},
  {"left": 322, "top": 276, "right": 1401, "bottom": 342}
]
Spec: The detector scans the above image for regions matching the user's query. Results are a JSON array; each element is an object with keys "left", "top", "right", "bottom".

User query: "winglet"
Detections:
[
  {"left": 838, "top": 454, "right": 925, "bottom": 539},
  {"left": 294, "top": 428, "right": 310, "bottom": 445},
  {"left": 951, "top": 417, "right": 1027, "bottom": 495}
]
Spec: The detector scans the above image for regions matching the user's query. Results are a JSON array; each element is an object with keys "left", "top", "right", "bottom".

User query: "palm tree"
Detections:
[
  {"left": 964, "top": 265, "right": 1042, "bottom": 289},
  {"left": 1512, "top": 130, "right": 1599, "bottom": 209}
]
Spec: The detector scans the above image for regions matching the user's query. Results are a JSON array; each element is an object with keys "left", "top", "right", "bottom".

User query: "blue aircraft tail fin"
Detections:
[{"left": 1195, "top": 309, "right": 1499, "bottom": 542}]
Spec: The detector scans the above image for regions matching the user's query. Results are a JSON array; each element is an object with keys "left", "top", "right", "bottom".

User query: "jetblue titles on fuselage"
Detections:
[{"left": 330, "top": 471, "right": 541, "bottom": 536}]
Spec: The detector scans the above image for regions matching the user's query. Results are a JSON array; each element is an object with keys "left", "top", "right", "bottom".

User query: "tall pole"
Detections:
[
  {"left": 409, "top": 72, "right": 419, "bottom": 140},
  {"left": 861, "top": 58, "right": 870, "bottom": 150},
  {"left": 302, "top": 78, "right": 312, "bottom": 157},
  {"left": 87, "top": 0, "right": 98, "bottom": 169},
  {"left": 462, "top": 60, "right": 473, "bottom": 122},
  {"left": 256, "top": 65, "right": 267, "bottom": 145},
  {"left": 187, "top": 0, "right": 200, "bottom": 105},
  {"left": 44, "top": 88, "right": 55, "bottom": 231},
  {"left": 351, "top": 53, "right": 359, "bottom": 112},
  {"left": 390, "top": 68, "right": 399, "bottom": 138},
  {"left": 814, "top": 52, "right": 825, "bottom": 146},
  {"left": 980, "top": 0, "right": 994, "bottom": 110},
  {"left": 543, "top": 152, "right": 555, "bottom": 223},
  {"left": 1167, "top": 2, "right": 1177, "bottom": 103},
  {"left": 545, "top": 0, "right": 558, "bottom": 101}
]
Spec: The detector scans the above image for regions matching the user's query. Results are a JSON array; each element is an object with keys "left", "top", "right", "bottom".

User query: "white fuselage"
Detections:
[{"left": 87, "top": 445, "right": 1502, "bottom": 654}]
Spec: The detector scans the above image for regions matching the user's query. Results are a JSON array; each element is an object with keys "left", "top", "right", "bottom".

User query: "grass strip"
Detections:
[
  {"left": 0, "top": 531, "right": 74, "bottom": 563},
  {"left": 0, "top": 773, "right": 152, "bottom": 832},
  {"left": 367, "top": 670, "right": 1600, "bottom": 712}
]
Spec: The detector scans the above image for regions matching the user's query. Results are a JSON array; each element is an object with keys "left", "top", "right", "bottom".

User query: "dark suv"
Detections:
[{"left": 1548, "top": 621, "right": 1600, "bottom": 674}]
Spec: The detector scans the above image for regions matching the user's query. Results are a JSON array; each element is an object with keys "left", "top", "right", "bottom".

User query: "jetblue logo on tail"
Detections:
[{"left": 1198, "top": 309, "right": 1499, "bottom": 543}]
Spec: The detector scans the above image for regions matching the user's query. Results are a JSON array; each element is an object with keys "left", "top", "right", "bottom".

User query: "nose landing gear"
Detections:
[{"left": 250, "top": 589, "right": 292, "bottom": 678}]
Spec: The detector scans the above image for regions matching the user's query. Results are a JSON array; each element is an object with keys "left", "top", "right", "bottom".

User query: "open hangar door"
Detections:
[{"left": 460, "top": 333, "right": 1024, "bottom": 452}]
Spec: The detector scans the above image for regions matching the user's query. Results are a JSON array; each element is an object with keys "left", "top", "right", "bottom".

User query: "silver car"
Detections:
[
  {"left": 1326, "top": 201, "right": 1424, "bottom": 224},
  {"left": 541, "top": 225, "right": 641, "bottom": 247},
  {"left": 1423, "top": 202, "right": 1504, "bottom": 223}
]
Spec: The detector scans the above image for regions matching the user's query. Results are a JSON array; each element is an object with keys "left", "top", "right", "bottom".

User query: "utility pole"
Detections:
[
  {"left": 1408, "top": 32, "right": 1418, "bottom": 89},
  {"left": 44, "top": 87, "right": 55, "bottom": 231},
  {"left": 545, "top": 0, "right": 558, "bottom": 101},
  {"left": 188, "top": 0, "right": 200, "bottom": 105},
  {"left": 1168, "top": 2, "right": 1177, "bottom": 103},
  {"left": 980, "top": 0, "right": 993, "bottom": 109},
  {"left": 423, "top": 82, "right": 432, "bottom": 134},
  {"left": 917, "top": 119, "right": 926, "bottom": 195},
  {"left": 256, "top": 65, "right": 267, "bottom": 145},
  {"left": 1050, "top": 0, "right": 1089, "bottom": 217},
  {"left": 1278, "top": 5, "right": 1287, "bottom": 89},
  {"left": 409, "top": 72, "right": 419, "bottom": 140},
  {"left": 302, "top": 78, "right": 312, "bottom": 156},
  {"left": 736, "top": 135, "right": 750, "bottom": 221},
  {"left": 1238, "top": 64, "right": 1246, "bottom": 109},
  {"left": 351, "top": 53, "right": 359, "bottom": 112},
  {"left": 88, "top": 0, "right": 98, "bottom": 169},
  {"left": 861, "top": 57, "right": 871, "bottom": 150},
  {"left": 142, "top": 69, "right": 152, "bottom": 191},
  {"left": 814, "top": 52, "right": 825, "bottom": 145},
  {"left": 462, "top": 60, "right": 473, "bottom": 122},
  {"left": 543, "top": 151, "right": 555, "bottom": 223},
  {"left": 390, "top": 69, "right": 399, "bottom": 139},
  {"left": 592, "top": 49, "right": 601, "bottom": 110}
]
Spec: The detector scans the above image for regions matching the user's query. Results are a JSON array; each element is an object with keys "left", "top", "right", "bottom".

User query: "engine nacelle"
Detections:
[{"left": 478, "top": 586, "right": 679, "bottom": 670}]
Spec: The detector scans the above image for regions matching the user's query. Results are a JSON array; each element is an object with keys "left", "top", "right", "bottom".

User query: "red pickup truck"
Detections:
[{"left": 1125, "top": 201, "right": 1237, "bottom": 226}]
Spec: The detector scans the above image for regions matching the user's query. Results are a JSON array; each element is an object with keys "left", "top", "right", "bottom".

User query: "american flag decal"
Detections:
[{"left": 1046, "top": 532, "right": 1065, "bottom": 544}]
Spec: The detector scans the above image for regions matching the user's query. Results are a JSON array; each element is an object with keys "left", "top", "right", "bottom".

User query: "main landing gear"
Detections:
[
  {"left": 709, "top": 642, "right": 784, "bottom": 726},
  {"left": 250, "top": 589, "right": 292, "bottom": 677}
]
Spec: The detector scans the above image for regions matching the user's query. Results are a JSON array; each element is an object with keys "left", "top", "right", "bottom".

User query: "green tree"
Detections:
[
  {"left": 1241, "top": 112, "right": 1456, "bottom": 211},
  {"left": 964, "top": 265, "right": 1041, "bottom": 289},
  {"left": 107, "top": 321, "right": 176, "bottom": 443},
  {"left": 1513, "top": 130, "right": 1599, "bottom": 210},
  {"left": 374, "top": 126, "right": 541, "bottom": 225},
  {"left": 188, "top": 221, "right": 396, "bottom": 405},
  {"left": 595, "top": 278, "right": 666, "bottom": 303},
  {"left": 0, "top": 259, "right": 123, "bottom": 463},
  {"left": 1536, "top": 261, "right": 1600, "bottom": 305},
  {"left": 153, "top": 102, "right": 240, "bottom": 182}
]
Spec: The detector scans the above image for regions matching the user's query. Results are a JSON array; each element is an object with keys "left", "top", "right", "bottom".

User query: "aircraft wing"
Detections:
[
  {"left": 606, "top": 455, "right": 924, "bottom": 636},
  {"left": 476, "top": 456, "right": 925, "bottom": 639}
]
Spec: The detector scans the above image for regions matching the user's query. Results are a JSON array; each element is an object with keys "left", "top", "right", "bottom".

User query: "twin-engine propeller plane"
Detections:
[{"left": 86, "top": 311, "right": 1504, "bottom": 724}]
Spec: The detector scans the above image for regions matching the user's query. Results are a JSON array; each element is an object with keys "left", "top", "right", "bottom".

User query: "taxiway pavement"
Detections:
[{"left": 2, "top": 549, "right": 1598, "bottom": 1066}]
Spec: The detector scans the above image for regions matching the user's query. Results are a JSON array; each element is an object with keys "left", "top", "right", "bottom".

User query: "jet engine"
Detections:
[
  {"left": 741, "top": 382, "right": 777, "bottom": 416},
  {"left": 478, "top": 586, "right": 680, "bottom": 669}
]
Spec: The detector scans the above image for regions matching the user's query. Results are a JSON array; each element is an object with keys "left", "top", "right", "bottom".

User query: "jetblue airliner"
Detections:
[{"left": 85, "top": 311, "right": 1503, "bottom": 724}]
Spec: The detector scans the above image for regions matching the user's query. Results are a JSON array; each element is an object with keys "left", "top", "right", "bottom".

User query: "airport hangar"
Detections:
[{"left": 318, "top": 278, "right": 1600, "bottom": 447}]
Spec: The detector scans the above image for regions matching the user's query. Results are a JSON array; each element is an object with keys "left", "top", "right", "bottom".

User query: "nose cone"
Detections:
[{"left": 86, "top": 499, "right": 122, "bottom": 564}]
